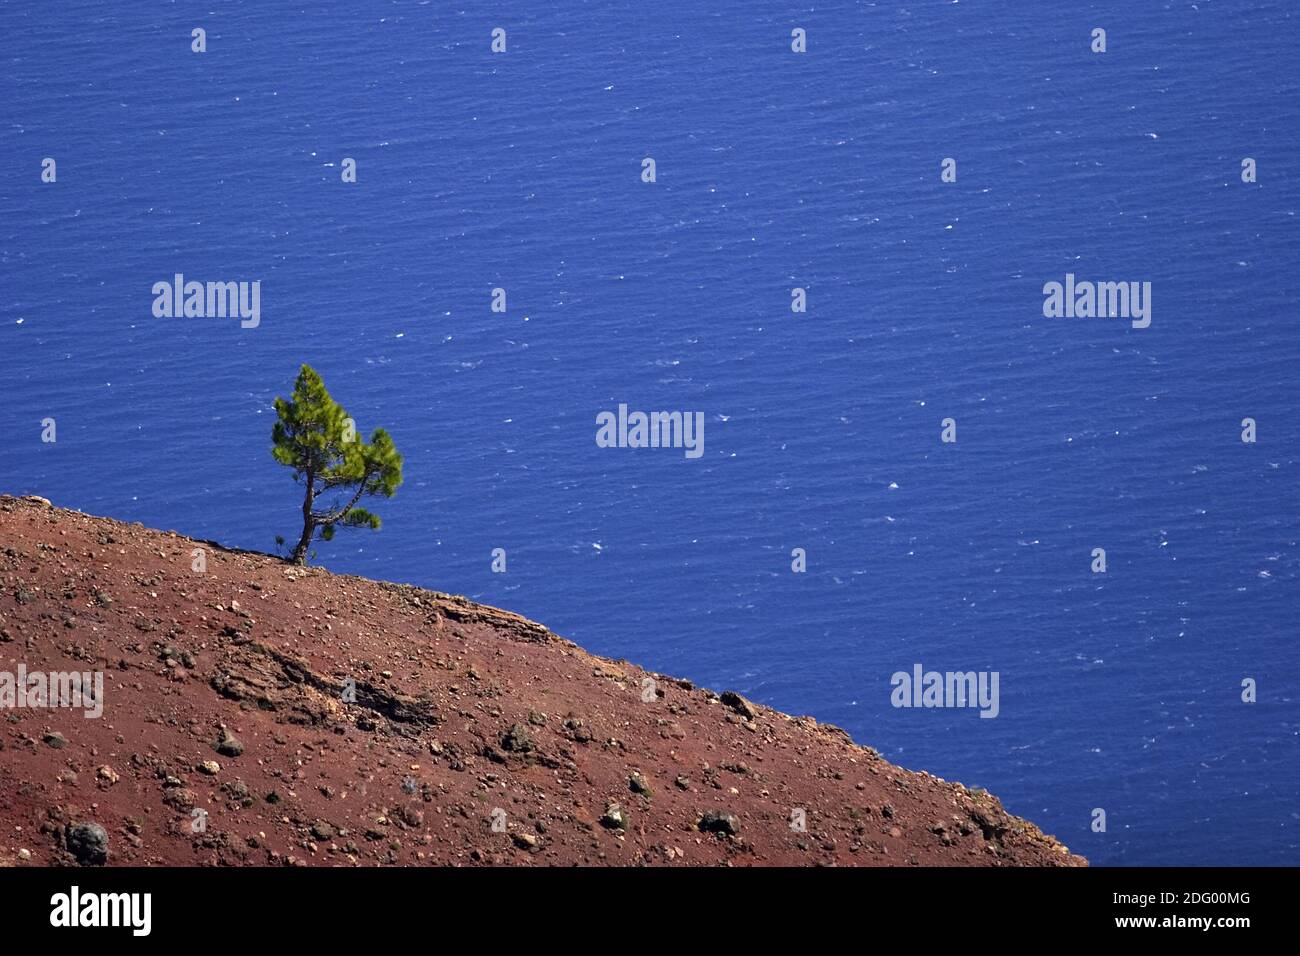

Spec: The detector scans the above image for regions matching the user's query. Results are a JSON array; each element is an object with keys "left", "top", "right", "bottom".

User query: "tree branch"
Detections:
[{"left": 315, "top": 472, "right": 372, "bottom": 525}]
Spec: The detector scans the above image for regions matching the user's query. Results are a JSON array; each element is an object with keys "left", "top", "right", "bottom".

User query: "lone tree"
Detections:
[{"left": 271, "top": 364, "right": 403, "bottom": 564}]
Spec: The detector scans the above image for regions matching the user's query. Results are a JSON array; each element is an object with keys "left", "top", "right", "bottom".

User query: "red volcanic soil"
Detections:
[{"left": 0, "top": 496, "right": 1084, "bottom": 867}]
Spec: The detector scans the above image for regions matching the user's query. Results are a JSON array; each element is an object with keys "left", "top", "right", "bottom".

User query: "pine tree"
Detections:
[{"left": 271, "top": 364, "right": 403, "bottom": 564}]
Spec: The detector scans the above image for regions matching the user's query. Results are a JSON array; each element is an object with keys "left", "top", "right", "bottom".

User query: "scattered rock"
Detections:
[
  {"left": 65, "top": 823, "right": 109, "bottom": 866},
  {"left": 600, "top": 801, "right": 627, "bottom": 830},
  {"left": 395, "top": 805, "right": 424, "bottom": 829},
  {"left": 311, "top": 822, "right": 335, "bottom": 841},
  {"left": 720, "top": 691, "right": 758, "bottom": 719},
  {"left": 222, "top": 779, "right": 252, "bottom": 806},
  {"left": 698, "top": 810, "right": 741, "bottom": 836},
  {"left": 162, "top": 787, "right": 198, "bottom": 810},
  {"left": 214, "top": 729, "right": 244, "bottom": 757},
  {"left": 500, "top": 723, "right": 533, "bottom": 753}
]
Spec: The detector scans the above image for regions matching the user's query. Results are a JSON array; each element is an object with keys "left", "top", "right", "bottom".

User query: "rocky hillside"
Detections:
[{"left": 0, "top": 495, "right": 1084, "bottom": 867}]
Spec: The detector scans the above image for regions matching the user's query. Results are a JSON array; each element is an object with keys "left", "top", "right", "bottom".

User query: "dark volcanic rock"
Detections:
[
  {"left": 699, "top": 810, "right": 741, "bottom": 836},
  {"left": 500, "top": 723, "right": 533, "bottom": 753},
  {"left": 720, "top": 691, "right": 758, "bottom": 719},
  {"left": 214, "top": 729, "right": 244, "bottom": 757},
  {"left": 66, "top": 822, "right": 109, "bottom": 865}
]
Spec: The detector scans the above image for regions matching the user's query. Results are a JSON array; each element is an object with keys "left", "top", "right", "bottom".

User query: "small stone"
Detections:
[
  {"left": 223, "top": 779, "right": 251, "bottom": 802},
  {"left": 66, "top": 822, "right": 109, "bottom": 866},
  {"left": 214, "top": 729, "right": 244, "bottom": 757},
  {"left": 698, "top": 810, "right": 741, "bottom": 836},
  {"left": 163, "top": 787, "right": 198, "bottom": 810},
  {"left": 628, "top": 772, "right": 653, "bottom": 798},
  {"left": 600, "top": 801, "right": 627, "bottom": 830},
  {"left": 396, "top": 805, "right": 424, "bottom": 828},
  {"left": 95, "top": 765, "right": 120, "bottom": 785},
  {"left": 198, "top": 760, "right": 221, "bottom": 775},
  {"left": 719, "top": 691, "right": 758, "bottom": 720},
  {"left": 42, "top": 731, "right": 68, "bottom": 749},
  {"left": 500, "top": 723, "right": 533, "bottom": 753},
  {"left": 311, "top": 822, "right": 335, "bottom": 841}
]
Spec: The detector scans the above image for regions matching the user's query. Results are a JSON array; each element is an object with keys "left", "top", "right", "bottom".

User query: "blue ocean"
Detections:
[{"left": 2, "top": 2, "right": 1296, "bottom": 866}]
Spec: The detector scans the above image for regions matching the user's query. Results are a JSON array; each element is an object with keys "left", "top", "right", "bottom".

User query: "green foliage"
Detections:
[{"left": 271, "top": 364, "right": 403, "bottom": 563}]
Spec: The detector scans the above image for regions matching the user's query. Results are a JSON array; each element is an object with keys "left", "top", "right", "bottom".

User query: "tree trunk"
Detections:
[
  {"left": 290, "top": 473, "right": 316, "bottom": 564},
  {"left": 290, "top": 521, "right": 315, "bottom": 565}
]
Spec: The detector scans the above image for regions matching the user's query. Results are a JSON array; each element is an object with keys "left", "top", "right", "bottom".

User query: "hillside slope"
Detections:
[{"left": 0, "top": 495, "right": 1084, "bottom": 867}]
